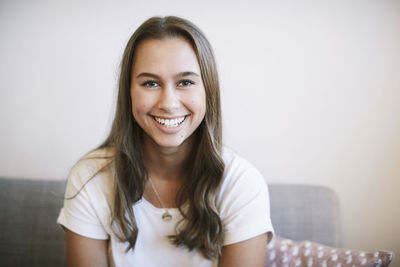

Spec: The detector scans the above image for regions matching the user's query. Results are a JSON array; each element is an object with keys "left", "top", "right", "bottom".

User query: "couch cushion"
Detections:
[
  {"left": 269, "top": 184, "right": 341, "bottom": 247},
  {"left": 0, "top": 178, "right": 66, "bottom": 267}
]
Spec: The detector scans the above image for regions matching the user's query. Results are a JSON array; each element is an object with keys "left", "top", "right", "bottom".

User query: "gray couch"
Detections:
[{"left": 0, "top": 177, "right": 341, "bottom": 267}]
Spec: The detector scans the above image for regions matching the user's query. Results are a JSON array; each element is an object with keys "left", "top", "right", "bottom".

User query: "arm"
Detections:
[
  {"left": 65, "top": 229, "right": 109, "bottom": 267},
  {"left": 219, "top": 233, "right": 268, "bottom": 267}
]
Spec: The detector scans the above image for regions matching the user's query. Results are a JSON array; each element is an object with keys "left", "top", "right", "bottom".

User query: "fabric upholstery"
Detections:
[
  {"left": 269, "top": 184, "right": 341, "bottom": 247},
  {"left": 0, "top": 178, "right": 66, "bottom": 267}
]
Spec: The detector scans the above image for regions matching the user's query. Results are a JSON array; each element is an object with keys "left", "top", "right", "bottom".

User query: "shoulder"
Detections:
[
  {"left": 217, "top": 147, "right": 273, "bottom": 245},
  {"left": 66, "top": 147, "right": 115, "bottom": 194},
  {"left": 59, "top": 147, "right": 115, "bottom": 239},
  {"left": 217, "top": 147, "right": 269, "bottom": 210},
  {"left": 220, "top": 147, "right": 267, "bottom": 191}
]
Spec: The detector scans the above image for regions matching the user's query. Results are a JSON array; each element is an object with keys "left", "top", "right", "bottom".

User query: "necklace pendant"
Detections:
[{"left": 162, "top": 211, "right": 172, "bottom": 222}]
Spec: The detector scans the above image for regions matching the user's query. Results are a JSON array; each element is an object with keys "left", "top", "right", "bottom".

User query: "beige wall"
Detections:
[{"left": 1, "top": 0, "right": 399, "bottom": 265}]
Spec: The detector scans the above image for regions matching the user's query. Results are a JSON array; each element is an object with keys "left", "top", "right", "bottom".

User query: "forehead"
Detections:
[{"left": 132, "top": 38, "right": 201, "bottom": 76}]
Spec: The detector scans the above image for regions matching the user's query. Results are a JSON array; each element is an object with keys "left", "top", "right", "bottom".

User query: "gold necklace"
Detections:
[{"left": 148, "top": 177, "right": 173, "bottom": 222}]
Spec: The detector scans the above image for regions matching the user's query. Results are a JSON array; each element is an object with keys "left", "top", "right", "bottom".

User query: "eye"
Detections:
[
  {"left": 177, "top": 79, "right": 195, "bottom": 87},
  {"left": 141, "top": 80, "right": 159, "bottom": 88}
]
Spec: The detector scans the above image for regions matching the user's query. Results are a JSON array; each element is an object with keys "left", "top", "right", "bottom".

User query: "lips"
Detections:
[{"left": 153, "top": 116, "right": 186, "bottom": 128}]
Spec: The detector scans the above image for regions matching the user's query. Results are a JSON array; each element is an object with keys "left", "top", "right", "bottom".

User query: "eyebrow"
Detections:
[{"left": 135, "top": 71, "right": 200, "bottom": 79}]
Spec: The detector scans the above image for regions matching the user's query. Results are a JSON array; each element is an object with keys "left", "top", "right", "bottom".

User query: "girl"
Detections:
[{"left": 58, "top": 16, "right": 274, "bottom": 267}]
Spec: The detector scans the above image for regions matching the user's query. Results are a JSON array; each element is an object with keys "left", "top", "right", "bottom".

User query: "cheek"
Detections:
[
  {"left": 198, "top": 93, "right": 207, "bottom": 116},
  {"left": 131, "top": 92, "right": 151, "bottom": 114},
  {"left": 188, "top": 95, "right": 206, "bottom": 117},
  {"left": 131, "top": 99, "right": 148, "bottom": 123},
  {"left": 132, "top": 104, "right": 150, "bottom": 118}
]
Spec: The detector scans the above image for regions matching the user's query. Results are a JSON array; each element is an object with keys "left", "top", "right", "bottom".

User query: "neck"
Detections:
[{"left": 142, "top": 135, "right": 194, "bottom": 181}]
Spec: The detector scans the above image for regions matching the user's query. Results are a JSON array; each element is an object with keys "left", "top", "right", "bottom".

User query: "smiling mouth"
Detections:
[{"left": 153, "top": 116, "right": 187, "bottom": 128}]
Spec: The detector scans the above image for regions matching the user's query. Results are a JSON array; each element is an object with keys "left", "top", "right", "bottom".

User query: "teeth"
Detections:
[{"left": 154, "top": 116, "right": 185, "bottom": 127}]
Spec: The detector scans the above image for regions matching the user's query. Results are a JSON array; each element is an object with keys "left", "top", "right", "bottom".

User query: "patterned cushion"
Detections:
[{"left": 265, "top": 236, "right": 393, "bottom": 267}]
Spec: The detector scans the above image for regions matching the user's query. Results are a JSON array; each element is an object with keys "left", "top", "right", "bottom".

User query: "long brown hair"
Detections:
[{"left": 97, "top": 16, "right": 224, "bottom": 259}]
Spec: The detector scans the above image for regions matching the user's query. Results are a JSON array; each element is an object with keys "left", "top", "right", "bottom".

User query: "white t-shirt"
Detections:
[{"left": 57, "top": 147, "right": 274, "bottom": 267}]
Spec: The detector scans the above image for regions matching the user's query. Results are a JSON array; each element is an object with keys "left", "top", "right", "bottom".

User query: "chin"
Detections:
[
  {"left": 152, "top": 138, "right": 186, "bottom": 149},
  {"left": 144, "top": 129, "right": 198, "bottom": 151}
]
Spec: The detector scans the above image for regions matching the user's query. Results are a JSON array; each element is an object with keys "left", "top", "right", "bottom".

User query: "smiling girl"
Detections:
[{"left": 57, "top": 16, "right": 274, "bottom": 267}]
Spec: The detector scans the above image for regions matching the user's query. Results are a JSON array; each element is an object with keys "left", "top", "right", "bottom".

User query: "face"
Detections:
[{"left": 130, "top": 38, "right": 206, "bottom": 150}]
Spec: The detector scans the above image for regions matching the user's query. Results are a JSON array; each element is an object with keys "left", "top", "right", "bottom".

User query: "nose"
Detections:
[{"left": 157, "top": 84, "right": 180, "bottom": 112}]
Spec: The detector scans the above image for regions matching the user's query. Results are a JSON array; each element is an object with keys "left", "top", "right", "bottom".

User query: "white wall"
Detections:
[{"left": 1, "top": 0, "right": 399, "bottom": 264}]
